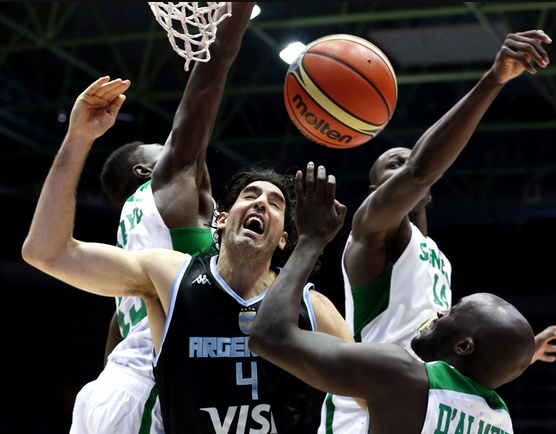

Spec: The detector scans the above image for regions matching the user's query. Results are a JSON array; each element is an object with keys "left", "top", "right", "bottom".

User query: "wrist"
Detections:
[
  {"left": 63, "top": 130, "right": 96, "bottom": 155},
  {"left": 481, "top": 68, "right": 508, "bottom": 88},
  {"left": 297, "top": 234, "right": 328, "bottom": 253},
  {"left": 65, "top": 129, "right": 96, "bottom": 146}
]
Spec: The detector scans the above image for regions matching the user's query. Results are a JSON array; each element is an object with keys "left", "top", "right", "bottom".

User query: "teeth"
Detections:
[{"left": 245, "top": 216, "right": 264, "bottom": 232}]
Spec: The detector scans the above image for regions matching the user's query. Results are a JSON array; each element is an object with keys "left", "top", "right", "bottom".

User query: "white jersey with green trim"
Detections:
[
  {"left": 108, "top": 181, "right": 175, "bottom": 378},
  {"left": 422, "top": 361, "right": 513, "bottom": 434},
  {"left": 345, "top": 222, "right": 452, "bottom": 349},
  {"left": 318, "top": 223, "right": 452, "bottom": 434}
]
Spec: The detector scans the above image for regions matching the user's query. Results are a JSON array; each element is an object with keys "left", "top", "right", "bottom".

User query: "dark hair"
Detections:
[
  {"left": 100, "top": 141, "right": 147, "bottom": 207},
  {"left": 213, "top": 164, "right": 298, "bottom": 269}
]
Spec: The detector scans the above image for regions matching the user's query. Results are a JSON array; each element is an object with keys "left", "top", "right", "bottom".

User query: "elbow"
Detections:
[
  {"left": 21, "top": 238, "right": 44, "bottom": 268},
  {"left": 248, "top": 324, "right": 279, "bottom": 358},
  {"left": 248, "top": 327, "right": 266, "bottom": 356},
  {"left": 249, "top": 323, "right": 291, "bottom": 360},
  {"left": 21, "top": 236, "right": 66, "bottom": 272},
  {"left": 407, "top": 160, "right": 441, "bottom": 187}
]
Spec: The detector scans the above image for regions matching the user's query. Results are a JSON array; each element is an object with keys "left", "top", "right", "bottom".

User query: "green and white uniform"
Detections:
[
  {"left": 319, "top": 223, "right": 452, "bottom": 434},
  {"left": 422, "top": 361, "right": 512, "bottom": 434},
  {"left": 70, "top": 181, "right": 215, "bottom": 434}
]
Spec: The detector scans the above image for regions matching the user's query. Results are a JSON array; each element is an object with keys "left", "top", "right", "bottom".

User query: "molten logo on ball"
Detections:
[{"left": 291, "top": 94, "right": 353, "bottom": 145}]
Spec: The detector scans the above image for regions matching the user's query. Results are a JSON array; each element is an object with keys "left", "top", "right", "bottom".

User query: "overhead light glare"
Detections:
[
  {"left": 279, "top": 42, "right": 306, "bottom": 64},
  {"left": 250, "top": 5, "right": 261, "bottom": 20}
]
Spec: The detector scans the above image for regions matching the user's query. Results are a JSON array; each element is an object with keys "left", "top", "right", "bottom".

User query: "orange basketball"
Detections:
[{"left": 284, "top": 34, "right": 397, "bottom": 149}]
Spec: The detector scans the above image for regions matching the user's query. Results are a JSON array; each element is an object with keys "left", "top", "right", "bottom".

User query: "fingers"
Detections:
[
  {"left": 97, "top": 79, "right": 131, "bottom": 102},
  {"left": 315, "top": 165, "right": 327, "bottom": 196},
  {"left": 501, "top": 47, "right": 538, "bottom": 74},
  {"left": 514, "top": 29, "right": 552, "bottom": 45},
  {"left": 325, "top": 173, "right": 336, "bottom": 203},
  {"left": 295, "top": 170, "right": 304, "bottom": 203},
  {"left": 301, "top": 162, "right": 340, "bottom": 207},
  {"left": 305, "top": 162, "right": 315, "bottom": 196},
  {"left": 506, "top": 37, "right": 548, "bottom": 67},
  {"left": 304, "top": 162, "right": 334, "bottom": 199},
  {"left": 540, "top": 354, "right": 556, "bottom": 363},
  {"left": 82, "top": 76, "right": 111, "bottom": 96},
  {"left": 106, "top": 94, "right": 127, "bottom": 117},
  {"left": 334, "top": 199, "right": 348, "bottom": 222}
]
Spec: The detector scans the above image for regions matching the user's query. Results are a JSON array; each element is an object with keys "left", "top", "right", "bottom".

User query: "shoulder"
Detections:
[
  {"left": 136, "top": 248, "right": 189, "bottom": 272},
  {"left": 309, "top": 290, "right": 355, "bottom": 343}
]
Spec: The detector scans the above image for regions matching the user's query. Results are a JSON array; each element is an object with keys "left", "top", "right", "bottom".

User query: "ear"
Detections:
[
  {"left": 216, "top": 212, "right": 228, "bottom": 230},
  {"left": 454, "top": 338, "right": 475, "bottom": 356},
  {"left": 133, "top": 164, "right": 153, "bottom": 179},
  {"left": 278, "top": 231, "right": 288, "bottom": 250},
  {"left": 368, "top": 185, "right": 377, "bottom": 194}
]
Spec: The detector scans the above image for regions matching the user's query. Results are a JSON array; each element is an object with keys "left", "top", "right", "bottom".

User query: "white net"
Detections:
[{"left": 148, "top": 2, "right": 232, "bottom": 71}]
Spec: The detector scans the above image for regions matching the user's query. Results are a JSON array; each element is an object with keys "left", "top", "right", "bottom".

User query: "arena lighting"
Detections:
[
  {"left": 250, "top": 5, "right": 261, "bottom": 19},
  {"left": 279, "top": 42, "right": 306, "bottom": 64}
]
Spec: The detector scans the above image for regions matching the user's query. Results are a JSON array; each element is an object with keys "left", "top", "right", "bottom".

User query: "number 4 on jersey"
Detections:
[{"left": 237, "top": 361, "right": 258, "bottom": 399}]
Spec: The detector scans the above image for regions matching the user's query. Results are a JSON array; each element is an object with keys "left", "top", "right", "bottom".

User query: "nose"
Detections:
[
  {"left": 253, "top": 196, "right": 267, "bottom": 212},
  {"left": 437, "top": 310, "right": 448, "bottom": 319}
]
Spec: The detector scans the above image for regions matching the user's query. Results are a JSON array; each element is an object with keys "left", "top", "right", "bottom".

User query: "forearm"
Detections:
[
  {"left": 250, "top": 236, "right": 325, "bottom": 352},
  {"left": 164, "top": 3, "right": 255, "bottom": 166},
  {"left": 22, "top": 132, "right": 93, "bottom": 266},
  {"left": 408, "top": 70, "right": 504, "bottom": 183}
]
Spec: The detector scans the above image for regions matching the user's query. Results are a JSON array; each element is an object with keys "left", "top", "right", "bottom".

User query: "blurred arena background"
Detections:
[{"left": 1, "top": 2, "right": 556, "bottom": 432}]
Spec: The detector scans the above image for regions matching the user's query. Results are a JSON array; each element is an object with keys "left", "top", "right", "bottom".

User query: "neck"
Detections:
[{"left": 216, "top": 246, "right": 277, "bottom": 300}]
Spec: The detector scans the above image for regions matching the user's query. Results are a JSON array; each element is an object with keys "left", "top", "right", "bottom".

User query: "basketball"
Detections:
[{"left": 284, "top": 34, "right": 397, "bottom": 149}]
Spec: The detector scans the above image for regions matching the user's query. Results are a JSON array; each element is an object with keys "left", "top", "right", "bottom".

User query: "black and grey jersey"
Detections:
[{"left": 153, "top": 254, "right": 318, "bottom": 434}]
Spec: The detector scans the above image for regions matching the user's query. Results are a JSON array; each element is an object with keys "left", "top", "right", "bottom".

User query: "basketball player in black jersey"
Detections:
[{"left": 22, "top": 79, "right": 355, "bottom": 434}]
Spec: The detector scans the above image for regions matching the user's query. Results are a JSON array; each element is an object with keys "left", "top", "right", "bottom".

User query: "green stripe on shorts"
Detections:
[
  {"left": 139, "top": 385, "right": 158, "bottom": 434},
  {"left": 325, "top": 393, "right": 335, "bottom": 434}
]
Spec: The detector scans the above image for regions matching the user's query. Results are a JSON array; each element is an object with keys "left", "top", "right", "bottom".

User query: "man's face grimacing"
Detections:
[
  {"left": 217, "top": 181, "right": 289, "bottom": 259},
  {"left": 410, "top": 300, "right": 469, "bottom": 363}
]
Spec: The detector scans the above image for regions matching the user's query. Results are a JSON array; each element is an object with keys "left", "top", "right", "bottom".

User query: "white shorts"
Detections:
[
  {"left": 70, "top": 362, "right": 164, "bottom": 434},
  {"left": 318, "top": 394, "right": 368, "bottom": 434}
]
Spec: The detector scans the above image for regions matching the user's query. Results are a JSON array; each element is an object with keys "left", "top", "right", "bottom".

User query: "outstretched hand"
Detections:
[
  {"left": 295, "top": 162, "right": 347, "bottom": 245},
  {"left": 490, "top": 29, "right": 552, "bottom": 84},
  {"left": 531, "top": 325, "right": 556, "bottom": 364},
  {"left": 68, "top": 76, "right": 131, "bottom": 140}
]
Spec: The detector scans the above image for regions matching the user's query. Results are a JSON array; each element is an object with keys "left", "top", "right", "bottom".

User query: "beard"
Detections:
[
  {"left": 410, "top": 333, "right": 437, "bottom": 362},
  {"left": 223, "top": 230, "right": 278, "bottom": 266},
  {"left": 410, "top": 325, "right": 447, "bottom": 363}
]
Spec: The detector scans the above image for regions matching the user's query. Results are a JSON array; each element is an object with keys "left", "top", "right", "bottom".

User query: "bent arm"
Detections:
[
  {"left": 354, "top": 71, "right": 505, "bottom": 239},
  {"left": 250, "top": 237, "right": 425, "bottom": 403},
  {"left": 21, "top": 132, "right": 154, "bottom": 298},
  {"left": 152, "top": 2, "right": 256, "bottom": 228},
  {"left": 21, "top": 87, "right": 161, "bottom": 301},
  {"left": 350, "top": 30, "right": 552, "bottom": 284},
  {"left": 309, "top": 290, "right": 367, "bottom": 409}
]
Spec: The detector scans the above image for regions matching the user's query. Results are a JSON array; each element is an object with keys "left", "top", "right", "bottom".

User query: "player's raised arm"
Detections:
[
  {"left": 21, "top": 77, "right": 160, "bottom": 300},
  {"left": 151, "top": 2, "right": 256, "bottom": 228},
  {"left": 354, "top": 29, "right": 552, "bottom": 238},
  {"left": 249, "top": 163, "right": 424, "bottom": 403}
]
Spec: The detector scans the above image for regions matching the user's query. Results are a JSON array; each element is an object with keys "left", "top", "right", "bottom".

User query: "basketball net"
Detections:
[{"left": 148, "top": 2, "right": 232, "bottom": 71}]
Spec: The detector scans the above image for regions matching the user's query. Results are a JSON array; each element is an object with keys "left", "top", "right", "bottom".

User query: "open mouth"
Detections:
[{"left": 243, "top": 215, "right": 264, "bottom": 235}]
